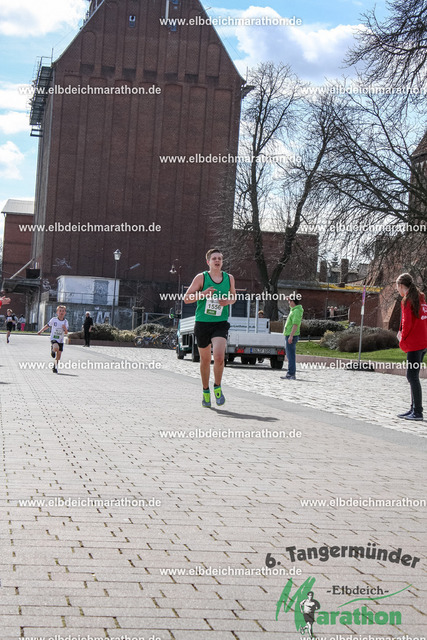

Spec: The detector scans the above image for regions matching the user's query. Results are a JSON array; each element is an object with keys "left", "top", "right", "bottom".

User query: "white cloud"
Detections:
[
  {"left": 0, "top": 82, "right": 31, "bottom": 112},
  {"left": 0, "top": 0, "right": 87, "bottom": 37},
  {"left": 0, "top": 111, "right": 30, "bottom": 134},
  {"left": 211, "top": 6, "right": 361, "bottom": 82},
  {"left": 0, "top": 141, "right": 25, "bottom": 180}
]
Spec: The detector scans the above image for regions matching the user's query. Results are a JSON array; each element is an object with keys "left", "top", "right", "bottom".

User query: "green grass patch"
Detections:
[{"left": 297, "top": 341, "right": 405, "bottom": 363}]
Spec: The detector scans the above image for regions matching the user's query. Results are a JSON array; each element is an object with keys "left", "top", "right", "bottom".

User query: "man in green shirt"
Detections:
[
  {"left": 184, "top": 248, "right": 236, "bottom": 407},
  {"left": 282, "top": 299, "right": 303, "bottom": 380}
]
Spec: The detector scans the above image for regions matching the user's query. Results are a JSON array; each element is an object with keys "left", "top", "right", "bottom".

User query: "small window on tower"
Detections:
[{"left": 129, "top": 15, "right": 136, "bottom": 27}]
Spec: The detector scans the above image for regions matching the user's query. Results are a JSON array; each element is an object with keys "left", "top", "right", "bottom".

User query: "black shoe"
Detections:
[
  {"left": 51, "top": 350, "right": 55, "bottom": 358},
  {"left": 52, "top": 366, "right": 58, "bottom": 374},
  {"left": 403, "top": 411, "right": 423, "bottom": 421},
  {"left": 397, "top": 409, "right": 413, "bottom": 418}
]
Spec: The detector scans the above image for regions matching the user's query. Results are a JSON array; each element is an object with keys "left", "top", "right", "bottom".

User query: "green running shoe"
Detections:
[
  {"left": 214, "top": 385, "right": 225, "bottom": 406},
  {"left": 202, "top": 389, "right": 211, "bottom": 408}
]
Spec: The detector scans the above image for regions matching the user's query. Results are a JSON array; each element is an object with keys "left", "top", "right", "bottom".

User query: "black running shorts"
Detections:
[
  {"left": 51, "top": 340, "right": 64, "bottom": 352},
  {"left": 303, "top": 612, "right": 315, "bottom": 624},
  {"left": 194, "top": 321, "right": 230, "bottom": 349}
]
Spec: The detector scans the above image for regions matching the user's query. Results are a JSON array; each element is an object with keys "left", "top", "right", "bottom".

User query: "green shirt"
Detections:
[
  {"left": 284, "top": 304, "right": 303, "bottom": 336},
  {"left": 195, "top": 271, "right": 231, "bottom": 322}
]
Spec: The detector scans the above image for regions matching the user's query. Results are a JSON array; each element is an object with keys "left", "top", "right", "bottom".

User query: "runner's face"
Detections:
[
  {"left": 208, "top": 252, "right": 223, "bottom": 270},
  {"left": 57, "top": 309, "right": 66, "bottom": 320}
]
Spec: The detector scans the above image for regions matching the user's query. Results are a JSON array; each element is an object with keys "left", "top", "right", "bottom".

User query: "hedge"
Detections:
[
  {"left": 320, "top": 326, "right": 398, "bottom": 352},
  {"left": 299, "top": 319, "right": 345, "bottom": 338}
]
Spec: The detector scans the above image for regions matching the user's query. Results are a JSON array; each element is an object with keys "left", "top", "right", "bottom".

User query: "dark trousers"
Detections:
[
  {"left": 406, "top": 349, "right": 426, "bottom": 414},
  {"left": 285, "top": 336, "right": 299, "bottom": 376},
  {"left": 84, "top": 330, "right": 91, "bottom": 346}
]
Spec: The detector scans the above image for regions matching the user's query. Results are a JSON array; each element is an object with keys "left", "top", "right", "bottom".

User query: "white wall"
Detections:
[{"left": 57, "top": 276, "right": 120, "bottom": 305}]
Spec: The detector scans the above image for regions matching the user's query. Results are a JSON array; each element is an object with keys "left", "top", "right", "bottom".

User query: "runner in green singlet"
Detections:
[{"left": 184, "top": 248, "right": 236, "bottom": 407}]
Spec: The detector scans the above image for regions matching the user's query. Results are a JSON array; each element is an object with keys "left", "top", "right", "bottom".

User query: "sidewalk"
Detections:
[
  {"left": 0, "top": 336, "right": 426, "bottom": 639},
  {"left": 88, "top": 343, "right": 427, "bottom": 437}
]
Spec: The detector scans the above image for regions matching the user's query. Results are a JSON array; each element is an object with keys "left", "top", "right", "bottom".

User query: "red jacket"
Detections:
[{"left": 399, "top": 294, "right": 427, "bottom": 353}]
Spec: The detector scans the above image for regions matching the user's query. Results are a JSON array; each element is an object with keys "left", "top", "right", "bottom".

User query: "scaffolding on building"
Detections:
[{"left": 29, "top": 57, "right": 53, "bottom": 137}]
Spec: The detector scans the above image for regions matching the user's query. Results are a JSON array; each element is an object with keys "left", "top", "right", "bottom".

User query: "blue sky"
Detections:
[{"left": 0, "top": 0, "right": 386, "bottom": 225}]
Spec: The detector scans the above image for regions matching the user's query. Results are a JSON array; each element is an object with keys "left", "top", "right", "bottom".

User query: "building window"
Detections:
[{"left": 129, "top": 15, "right": 136, "bottom": 27}]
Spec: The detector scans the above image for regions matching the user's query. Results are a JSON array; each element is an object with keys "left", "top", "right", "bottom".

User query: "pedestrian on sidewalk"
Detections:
[
  {"left": 184, "top": 248, "right": 236, "bottom": 408},
  {"left": 396, "top": 273, "right": 427, "bottom": 421},
  {"left": 281, "top": 298, "right": 304, "bottom": 380},
  {"left": 18, "top": 315, "right": 26, "bottom": 331},
  {"left": 82, "top": 311, "right": 94, "bottom": 347},
  {"left": 37, "top": 305, "right": 69, "bottom": 374}
]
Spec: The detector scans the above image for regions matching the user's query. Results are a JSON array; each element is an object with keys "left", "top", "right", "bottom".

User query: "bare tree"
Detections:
[
  {"left": 321, "top": 93, "right": 427, "bottom": 252},
  {"left": 223, "top": 62, "right": 343, "bottom": 319},
  {"left": 347, "top": 0, "right": 427, "bottom": 110},
  {"left": 235, "top": 61, "right": 302, "bottom": 293}
]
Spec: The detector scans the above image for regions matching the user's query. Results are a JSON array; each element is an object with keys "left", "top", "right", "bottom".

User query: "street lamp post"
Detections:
[
  {"left": 111, "top": 249, "right": 121, "bottom": 327},
  {"left": 170, "top": 260, "right": 182, "bottom": 325}
]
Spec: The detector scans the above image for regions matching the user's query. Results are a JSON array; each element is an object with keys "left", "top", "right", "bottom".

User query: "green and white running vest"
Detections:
[{"left": 195, "top": 271, "right": 231, "bottom": 322}]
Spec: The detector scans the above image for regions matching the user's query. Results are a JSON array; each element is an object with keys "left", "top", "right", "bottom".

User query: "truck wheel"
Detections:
[
  {"left": 241, "top": 356, "right": 249, "bottom": 365},
  {"left": 270, "top": 356, "right": 284, "bottom": 370},
  {"left": 176, "top": 345, "right": 185, "bottom": 360},
  {"left": 191, "top": 339, "right": 200, "bottom": 363},
  {"left": 228, "top": 355, "right": 235, "bottom": 363}
]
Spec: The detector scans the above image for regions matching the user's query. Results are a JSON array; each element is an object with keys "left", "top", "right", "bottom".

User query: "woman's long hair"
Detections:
[{"left": 396, "top": 273, "right": 424, "bottom": 317}]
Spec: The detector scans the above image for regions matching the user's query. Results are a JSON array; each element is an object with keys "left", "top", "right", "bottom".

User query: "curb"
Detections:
[{"left": 296, "top": 354, "right": 427, "bottom": 378}]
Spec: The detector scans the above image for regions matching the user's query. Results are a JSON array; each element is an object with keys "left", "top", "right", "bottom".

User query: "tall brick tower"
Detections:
[{"left": 30, "top": 0, "right": 244, "bottom": 311}]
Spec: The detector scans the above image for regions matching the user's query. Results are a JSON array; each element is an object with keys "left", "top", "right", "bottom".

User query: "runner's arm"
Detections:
[
  {"left": 184, "top": 274, "right": 215, "bottom": 304},
  {"left": 219, "top": 274, "right": 237, "bottom": 307},
  {"left": 37, "top": 324, "right": 49, "bottom": 334}
]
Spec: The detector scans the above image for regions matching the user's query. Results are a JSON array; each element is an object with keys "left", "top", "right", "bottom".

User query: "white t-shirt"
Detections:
[{"left": 48, "top": 317, "right": 69, "bottom": 343}]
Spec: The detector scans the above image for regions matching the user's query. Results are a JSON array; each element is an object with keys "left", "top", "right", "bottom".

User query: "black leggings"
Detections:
[{"left": 406, "top": 349, "right": 426, "bottom": 414}]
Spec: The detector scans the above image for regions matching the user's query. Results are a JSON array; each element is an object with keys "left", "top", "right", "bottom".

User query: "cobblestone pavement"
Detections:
[
  {"left": 88, "top": 343, "right": 427, "bottom": 438},
  {"left": 0, "top": 335, "right": 426, "bottom": 640}
]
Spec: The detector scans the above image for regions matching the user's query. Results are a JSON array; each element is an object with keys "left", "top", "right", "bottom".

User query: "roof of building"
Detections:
[
  {"left": 1, "top": 199, "right": 34, "bottom": 215},
  {"left": 413, "top": 131, "right": 427, "bottom": 160}
]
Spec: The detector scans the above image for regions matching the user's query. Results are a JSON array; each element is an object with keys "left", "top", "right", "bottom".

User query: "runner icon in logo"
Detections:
[{"left": 299, "top": 591, "right": 321, "bottom": 638}]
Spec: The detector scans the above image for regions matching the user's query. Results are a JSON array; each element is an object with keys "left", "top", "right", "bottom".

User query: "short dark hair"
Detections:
[{"left": 206, "top": 248, "right": 223, "bottom": 261}]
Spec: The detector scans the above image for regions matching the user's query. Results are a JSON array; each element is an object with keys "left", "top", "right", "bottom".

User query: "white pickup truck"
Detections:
[{"left": 176, "top": 309, "right": 286, "bottom": 370}]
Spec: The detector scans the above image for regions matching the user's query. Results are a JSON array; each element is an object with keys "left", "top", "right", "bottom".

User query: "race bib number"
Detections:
[
  {"left": 53, "top": 322, "right": 65, "bottom": 340},
  {"left": 205, "top": 298, "right": 223, "bottom": 317}
]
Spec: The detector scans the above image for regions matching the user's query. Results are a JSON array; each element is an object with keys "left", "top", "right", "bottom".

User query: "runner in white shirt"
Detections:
[{"left": 38, "top": 305, "right": 69, "bottom": 374}]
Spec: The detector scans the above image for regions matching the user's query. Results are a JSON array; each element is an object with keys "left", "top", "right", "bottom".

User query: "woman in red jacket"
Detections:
[{"left": 396, "top": 273, "right": 427, "bottom": 421}]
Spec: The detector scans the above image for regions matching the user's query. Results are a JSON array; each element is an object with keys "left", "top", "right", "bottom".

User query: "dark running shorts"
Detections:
[
  {"left": 303, "top": 612, "right": 315, "bottom": 624},
  {"left": 51, "top": 340, "right": 64, "bottom": 352},
  {"left": 6, "top": 322, "right": 14, "bottom": 331},
  {"left": 194, "top": 321, "right": 230, "bottom": 349}
]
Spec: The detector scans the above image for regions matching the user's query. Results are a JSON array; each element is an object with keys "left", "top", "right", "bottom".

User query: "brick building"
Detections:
[
  {"left": 27, "top": 0, "right": 245, "bottom": 325},
  {"left": 9, "top": 0, "right": 367, "bottom": 328},
  {"left": 229, "top": 231, "right": 319, "bottom": 294},
  {"left": 1, "top": 199, "right": 36, "bottom": 318}
]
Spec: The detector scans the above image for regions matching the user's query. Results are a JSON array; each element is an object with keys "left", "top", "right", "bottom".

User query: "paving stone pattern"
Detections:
[{"left": 0, "top": 336, "right": 425, "bottom": 639}]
